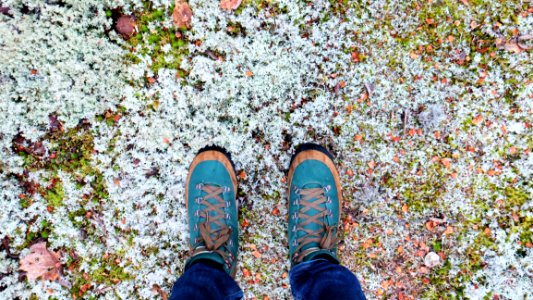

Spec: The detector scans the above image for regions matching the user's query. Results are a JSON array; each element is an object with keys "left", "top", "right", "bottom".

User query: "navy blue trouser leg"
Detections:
[
  {"left": 289, "top": 259, "right": 366, "bottom": 300},
  {"left": 170, "top": 259, "right": 365, "bottom": 300},
  {"left": 169, "top": 262, "right": 243, "bottom": 300}
]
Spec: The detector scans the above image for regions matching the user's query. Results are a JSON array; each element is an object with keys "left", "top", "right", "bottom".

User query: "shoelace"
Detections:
[
  {"left": 292, "top": 186, "right": 337, "bottom": 263},
  {"left": 192, "top": 184, "right": 233, "bottom": 266}
]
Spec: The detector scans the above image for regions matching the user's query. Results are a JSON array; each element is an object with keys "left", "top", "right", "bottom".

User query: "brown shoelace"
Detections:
[
  {"left": 293, "top": 187, "right": 337, "bottom": 263},
  {"left": 192, "top": 185, "right": 233, "bottom": 266}
]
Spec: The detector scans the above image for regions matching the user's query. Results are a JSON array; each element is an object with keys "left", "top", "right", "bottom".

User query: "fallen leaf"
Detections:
[
  {"left": 484, "top": 227, "right": 492, "bottom": 237},
  {"left": 242, "top": 268, "right": 251, "bottom": 277},
  {"left": 245, "top": 70, "right": 253, "bottom": 77},
  {"left": 272, "top": 206, "right": 280, "bottom": 216},
  {"left": 115, "top": 15, "right": 136, "bottom": 39},
  {"left": 472, "top": 115, "right": 483, "bottom": 125},
  {"left": 173, "top": 0, "right": 193, "bottom": 29},
  {"left": 19, "top": 242, "right": 61, "bottom": 282},
  {"left": 152, "top": 284, "right": 168, "bottom": 300},
  {"left": 441, "top": 158, "right": 451, "bottom": 169},
  {"left": 220, "top": 0, "right": 242, "bottom": 10},
  {"left": 444, "top": 226, "right": 454, "bottom": 235}
]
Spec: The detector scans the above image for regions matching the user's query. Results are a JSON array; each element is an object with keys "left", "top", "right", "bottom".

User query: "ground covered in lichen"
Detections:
[{"left": 0, "top": 0, "right": 532, "bottom": 299}]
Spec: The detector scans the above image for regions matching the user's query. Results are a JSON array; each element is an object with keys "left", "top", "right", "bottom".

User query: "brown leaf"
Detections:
[
  {"left": 115, "top": 15, "right": 136, "bottom": 39},
  {"left": 49, "top": 115, "right": 64, "bottom": 132},
  {"left": 504, "top": 41, "right": 524, "bottom": 54},
  {"left": 152, "top": 284, "right": 168, "bottom": 300},
  {"left": 173, "top": 0, "right": 193, "bottom": 29},
  {"left": 220, "top": 0, "right": 243, "bottom": 10},
  {"left": 19, "top": 242, "right": 61, "bottom": 282},
  {"left": 497, "top": 35, "right": 532, "bottom": 54}
]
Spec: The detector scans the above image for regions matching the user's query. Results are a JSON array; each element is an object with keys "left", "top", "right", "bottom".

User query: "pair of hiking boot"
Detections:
[{"left": 184, "top": 143, "right": 342, "bottom": 276}]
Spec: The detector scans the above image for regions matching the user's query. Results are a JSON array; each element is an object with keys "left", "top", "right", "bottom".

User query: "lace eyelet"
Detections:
[
  {"left": 323, "top": 185, "right": 331, "bottom": 192},
  {"left": 196, "top": 183, "right": 203, "bottom": 190},
  {"left": 224, "top": 186, "right": 231, "bottom": 192}
]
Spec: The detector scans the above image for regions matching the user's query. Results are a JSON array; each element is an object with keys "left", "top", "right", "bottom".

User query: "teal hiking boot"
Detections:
[
  {"left": 288, "top": 143, "right": 342, "bottom": 265},
  {"left": 184, "top": 146, "right": 239, "bottom": 277}
]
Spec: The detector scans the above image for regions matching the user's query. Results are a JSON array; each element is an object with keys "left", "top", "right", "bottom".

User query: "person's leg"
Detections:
[
  {"left": 287, "top": 143, "right": 366, "bottom": 300},
  {"left": 289, "top": 259, "right": 366, "bottom": 300},
  {"left": 169, "top": 146, "right": 242, "bottom": 299},
  {"left": 169, "top": 260, "right": 243, "bottom": 300}
]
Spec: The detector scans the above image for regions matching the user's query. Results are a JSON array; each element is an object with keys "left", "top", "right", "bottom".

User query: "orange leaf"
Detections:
[
  {"left": 19, "top": 242, "right": 61, "bottom": 282},
  {"left": 425, "top": 221, "right": 435, "bottom": 232},
  {"left": 242, "top": 268, "right": 251, "bottom": 277},
  {"left": 239, "top": 170, "right": 246, "bottom": 180},
  {"left": 444, "top": 226, "right": 454, "bottom": 235},
  {"left": 484, "top": 227, "right": 492, "bottom": 236},
  {"left": 354, "top": 134, "right": 363, "bottom": 141},
  {"left": 173, "top": 0, "right": 193, "bottom": 28},
  {"left": 220, "top": 0, "right": 242, "bottom": 10},
  {"left": 472, "top": 115, "right": 484, "bottom": 125},
  {"left": 245, "top": 70, "right": 253, "bottom": 77},
  {"left": 272, "top": 206, "right": 280, "bottom": 216},
  {"left": 441, "top": 158, "right": 451, "bottom": 169}
]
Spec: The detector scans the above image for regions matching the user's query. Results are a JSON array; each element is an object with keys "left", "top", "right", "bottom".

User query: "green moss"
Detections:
[
  {"left": 69, "top": 252, "right": 132, "bottom": 297},
  {"left": 43, "top": 179, "right": 64, "bottom": 208},
  {"left": 115, "top": 3, "right": 191, "bottom": 76},
  {"left": 399, "top": 163, "right": 447, "bottom": 212}
]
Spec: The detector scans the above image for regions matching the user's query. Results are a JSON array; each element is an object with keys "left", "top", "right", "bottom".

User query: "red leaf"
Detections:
[{"left": 116, "top": 15, "right": 136, "bottom": 39}]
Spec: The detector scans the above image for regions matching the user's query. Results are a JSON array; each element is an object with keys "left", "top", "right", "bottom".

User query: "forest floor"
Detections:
[{"left": 0, "top": 0, "right": 532, "bottom": 299}]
